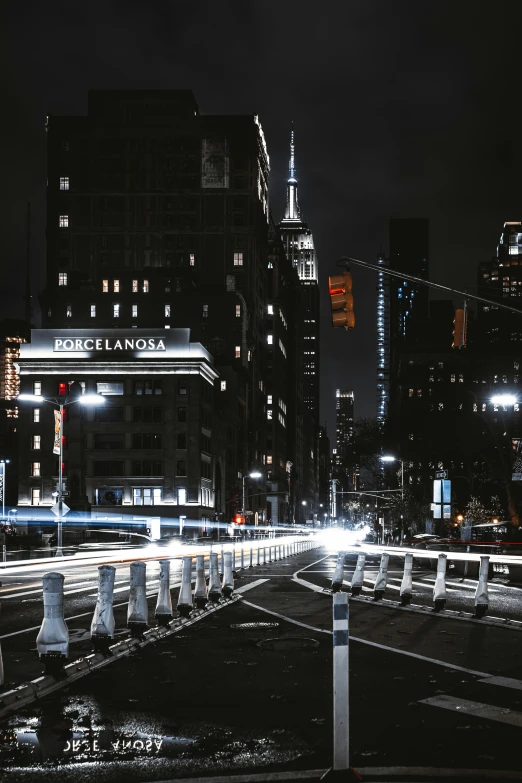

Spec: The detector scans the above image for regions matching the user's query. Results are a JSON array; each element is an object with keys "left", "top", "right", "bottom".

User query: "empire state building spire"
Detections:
[{"left": 284, "top": 123, "right": 301, "bottom": 221}]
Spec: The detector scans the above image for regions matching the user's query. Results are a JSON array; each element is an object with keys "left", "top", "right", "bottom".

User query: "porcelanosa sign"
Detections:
[{"left": 53, "top": 337, "right": 166, "bottom": 352}]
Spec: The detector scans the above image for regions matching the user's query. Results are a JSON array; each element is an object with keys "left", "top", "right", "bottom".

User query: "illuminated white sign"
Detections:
[{"left": 53, "top": 337, "right": 166, "bottom": 352}]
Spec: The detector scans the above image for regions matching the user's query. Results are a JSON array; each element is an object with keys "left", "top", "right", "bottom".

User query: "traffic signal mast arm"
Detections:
[{"left": 337, "top": 255, "right": 522, "bottom": 317}]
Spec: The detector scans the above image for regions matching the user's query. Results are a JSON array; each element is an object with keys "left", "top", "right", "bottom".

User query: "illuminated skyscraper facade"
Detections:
[
  {"left": 478, "top": 221, "right": 522, "bottom": 344},
  {"left": 278, "top": 126, "right": 319, "bottom": 511},
  {"left": 376, "top": 254, "right": 390, "bottom": 425}
]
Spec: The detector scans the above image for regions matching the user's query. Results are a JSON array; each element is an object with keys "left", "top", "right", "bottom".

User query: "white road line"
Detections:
[
  {"left": 235, "top": 579, "right": 269, "bottom": 594},
  {"left": 419, "top": 694, "right": 522, "bottom": 727},
  {"left": 240, "top": 598, "right": 491, "bottom": 677},
  {"left": 479, "top": 676, "right": 522, "bottom": 691}
]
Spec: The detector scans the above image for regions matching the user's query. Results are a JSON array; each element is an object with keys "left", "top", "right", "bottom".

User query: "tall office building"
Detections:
[
  {"left": 478, "top": 221, "right": 522, "bottom": 344},
  {"left": 376, "top": 254, "right": 390, "bottom": 425},
  {"left": 278, "top": 126, "right": 319, "bottom": 513},
  {"left": 21, "top": 90, "right": 285, "bottom": 529},
  {"left": 389, "top": 219, "right": 429, "bottom": 347},
  {"left": 334, "top": 390, "right": 355, "bottom": 491}
]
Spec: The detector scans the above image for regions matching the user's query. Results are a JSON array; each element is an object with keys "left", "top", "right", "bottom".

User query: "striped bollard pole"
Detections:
[
  {"left": 155, "top": 560, "right": 173, "bottom": 625},
  {"left": 36, "top": 572, "right": 69, "bottom": 674},
  {"left": 433, "top": 553, "right": 447, "bottom": 613},
  {"left": 331, "top": 592, "right": 352, "bottom": 777},
  {"left": 249, "top": 546, "right": 253, "bottom": 568},
  {"left": 127, "top": 561, "right": 148, "bottom": 637},
  {"left": 399, "top": 553, "right": 413, "bottom": 606},
  {"left": 91, "top": 565, "right": 116, "bottom": 652},
  {"left": 373, "top": 553, "right": 389, "bottom": 601},
  {"left": 474, "top": 555, "right": 490, "bottom": 618}
]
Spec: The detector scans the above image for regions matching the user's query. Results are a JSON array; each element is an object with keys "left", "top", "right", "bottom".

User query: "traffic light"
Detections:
[
  {"left": 234, "top": 514, "right": 245, "bottom": 525},
  {"left": 452, "top": 307, "right": 467, "bottom": 349},
  {"left": 328, "top": 273, "right": 355, "bottom": 329}
]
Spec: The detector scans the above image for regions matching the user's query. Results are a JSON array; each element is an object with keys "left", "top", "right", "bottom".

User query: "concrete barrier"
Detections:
[
  {"left": 208, "top": 551, "right": 222, "bottom": 602},
  {"left": 91, "top": 565, "right": 116, "bottom": 652},
  {"left": 399, "top": 553, "right": 413, "bottom": 606},
  {"left": 433, "top": 553, "right": 447, "bottom": 612},
  {"left": 36, "top": 572, "right": 69, "bottom": 673},
  {"left": 474, "top": 555, "right": 490, "bottom": 618},
  {"left": 373, "top": 552, "right": 389, "bottom": 601},
  {"left": 222, "top": 551, "right": 234, "bottom": 598},
  {"left": 155, "top": 560, "right": 173, "bottom": 625},
  {"left": 194, "top": 554, "right": 208, "bottom": 609}
]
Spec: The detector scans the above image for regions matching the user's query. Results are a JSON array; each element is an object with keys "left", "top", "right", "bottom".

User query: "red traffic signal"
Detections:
[
  {"left": 452, "top": 307, "right": 467, "bottom": 349},
  {"left": 328, "top": 273, "right": 355, "bottom": 329},
  {"left": 234, "top": 514, "right": 245, "bottom": 525}
]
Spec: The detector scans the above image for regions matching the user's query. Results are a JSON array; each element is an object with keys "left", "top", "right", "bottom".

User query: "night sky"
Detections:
[{"left": 3, "top": 1, "right": 522, "bottom": 443}]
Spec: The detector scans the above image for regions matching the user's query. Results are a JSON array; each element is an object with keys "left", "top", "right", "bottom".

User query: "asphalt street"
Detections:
[{"left": 0, "top": 543, "right": 522, "bottom": 780}]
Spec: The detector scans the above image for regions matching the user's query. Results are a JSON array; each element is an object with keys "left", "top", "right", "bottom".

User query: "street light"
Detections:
[
  {"left": 381, "top": 454, "right": 405, "bottom": 541},
  {"left": 490, "top": 394, "right": 518, "bottom": 406},
  {"left": 18, "top": 392, "right": 105, "bottom": 556},
  {"left": 242, "top": 470, "right": 262, "bottom": 529}
]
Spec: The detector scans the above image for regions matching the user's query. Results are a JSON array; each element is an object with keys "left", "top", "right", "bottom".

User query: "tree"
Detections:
[
  {"left": 463, "top": 496, "right": 489, "bottom": 526},
  {"left": 384, "top": 489, "right": 430, "bottom": 535}
]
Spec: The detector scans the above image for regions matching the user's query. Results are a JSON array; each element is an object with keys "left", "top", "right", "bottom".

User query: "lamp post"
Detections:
[
  {"left": 242, "top": 470, "right": 262, "bottom": 535},
  {"left": 18, "top": 392, "right": 105, "bottom": 556},
  {"left": 381, "top": 455, "right": 405, "bottom": 542},
  {"left": 0, "top": 459, "right": 10, "bottom": 523}
]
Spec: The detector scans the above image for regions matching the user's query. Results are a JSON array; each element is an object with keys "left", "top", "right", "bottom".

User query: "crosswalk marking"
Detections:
[
  {"left": 420, "top": 694, "right": 522, "bottom": 728},
  {"left": 479, "top": 676, "right": 522, "bottom": 691}
]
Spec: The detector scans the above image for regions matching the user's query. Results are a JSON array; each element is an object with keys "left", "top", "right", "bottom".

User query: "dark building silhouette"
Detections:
[
  {"left": 478, "top": 221, "right": 522, "bottom": 345},
  {"left": 334, "top": 389, "right": 355, "bottom": 491}
]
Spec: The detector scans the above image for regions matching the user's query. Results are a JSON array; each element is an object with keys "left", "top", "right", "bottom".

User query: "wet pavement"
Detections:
[{"left": 1, "top": 545, "right": 522, "bottom": 780}]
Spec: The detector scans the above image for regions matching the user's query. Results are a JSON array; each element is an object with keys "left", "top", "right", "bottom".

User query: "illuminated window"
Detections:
[
  {"left": 267, "top": 410, "right": 273, "bottom": 420},
  {"left": 33, "top": 382, "right": 41, "bottom": 396},
  {"left": 142, "top": 279, "right": 149, "bottom": 293},
  {"left": 132, "top": 279, "right": 138, "bottom": 293},
  {"left": 266, "top": 455, "right": 273, "bottom": 465},
  {"left": 267, "top": 334, "right": 273, "bottom": 345},
  {"left": 473, "top": 403, "right": 478, "bottom": 412},
  {"left": 177, "top": 487, "right": 187, "bottom": 505},
  {"left": 236, "top": 304, "right": 241, "bottom": 317},
  {"left": 66, "top": 304, "right": 72, "bottom": 318},
  {"left": 31, "top": 462, "right": 41, "bottom": 477},
  {"left": 220, "top": 381, "right": 226, "bottom": 391},
  {"left": 102, "top": 280, "right": 108, "bottom": 293},
  {"left": 59, "top": 177, "right": 69, "bottom": 190},
  {"left": 165, "top": 304, "right": 171, "bottom": 318},
  {"left": 113, "top": 280, "right": 120, "bottom": 293},
  {"left": 233, "top": 252, "right": 243, "bottom": 266},
  {"left": 132, "top": 304, "right": 138, "bottom": 318},
  {"left": 113, "top": 303, "right": 120, "bottom": 318},
  {"left": 202, "top": 304, "right": 208, "bottom": 318},
  {"left": 408, "top": 389, "right": 414, "bottom": 397},
  {"left": 58, "top": 272, "right": 67, "bottom": 286},
  {"left": 267, "top": 395, "right": 273, "bottom": 404},
  {"left": 32, "top": 435, "right": 41, "bottom": 450},
  {"left": 190, "top": 253, "right": 195, "bottom": 266},
  {"left": 267, "top": 304, "right": 274, "bottom": 315},
  {"left": 235, "top": 346, "right": 240, "bottom": 358},
  {"left": 31, "top": 488, "right": 40, "bottom": 506},
  {"left": 59, "top": 215, "right": 68, "bottom": 228},
  {"left": 33, "top": 409, "right": 40, "bottom": 423},
  {"left": 91, "top": 305, "right": 96, "bottom": 317}
]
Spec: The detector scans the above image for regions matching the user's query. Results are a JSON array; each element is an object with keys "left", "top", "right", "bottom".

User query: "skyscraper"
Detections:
[
  {"left": 278, "top": 126, "right": 320, "bottom": 513},
  {"left": 376, "top": 254, "right": 390, "bottom": 425},
  {"left": 478, "top": 221, "right": 522, "bottom": 344},
  {"left": 334, "top": 389, "right": 355, "bottom": 491}
]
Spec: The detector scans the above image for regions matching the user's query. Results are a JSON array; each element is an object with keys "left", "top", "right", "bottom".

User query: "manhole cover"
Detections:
[
  {"left": 230, "top": 622, "right": 280, "bottom": 629},
  {"left": 257, "top": 636, "right": 319, "bottom": 650}
]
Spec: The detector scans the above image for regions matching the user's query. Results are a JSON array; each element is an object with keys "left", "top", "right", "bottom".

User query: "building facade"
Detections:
[
  {"left": 334, "top": 389, "right": 355, "bottom": 491},
  {"left": 16, "top": 329, "right": 222, "bottom": 535},
  {"left": 478, "top": 221, "right": 522, "bottom": 345},
  {"left": 278, "top": 126, "right": 319, "bottom": 516}
]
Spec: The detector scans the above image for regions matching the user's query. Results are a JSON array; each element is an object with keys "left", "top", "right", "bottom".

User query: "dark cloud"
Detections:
[{"left": 2, "top": 0, "right": 522, "bottom": 442}]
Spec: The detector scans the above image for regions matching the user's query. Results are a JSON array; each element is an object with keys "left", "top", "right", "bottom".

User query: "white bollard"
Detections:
[
  {"left": 127, "top": 561, "right": 148, "bottom": 635},
  {"left": 91, "top": 565, "right": 116, "bottom": 652},
  {"left": 433, "top": 553, "right": 447, "bottom": 612},
  {"left": 256, "top": 545, "right": 260, "bottom": 566},
  {"left": 177, "top": 556, "right": 193, "bottom": 617},
  {"left": 241, "top": 546, "right": 245, "bottom": 570},
  {"left": 208, "top": 551, "right": 222, "bottom": 602},
  {"left": 249, "top": 547, "right": 253, "bottom": 568},
  {"left": 220, "top": 545, "right": 225, "bottom": 577},
  {"left": 350, "top": 553, "right": 366, "bottom": 596},
  {"left": 331, "top": 552, "right": 345, "bottom": 593},
  {"left": 222, "top": 551, "right": 234, "bottom": 598},
  {"left": 36, "top": 572, "right": 69, "bottom": 673},
  {"left": 399, "top": 553, "right": 413, "bottom": 606},
  {"left": 263, "top": 546, "right": 267, "bottom": 565},
  {"left": 474, "top": 555, "right": 490, "bottom": 618},
  {"left": 194, "top": 554, "right": 208, "bottom": 609},
  {"left": 332, "top": 592, "right": 350, "bottom": 773},
  {"left": 155, "top": 560, "right": 173, "bottom": 625},
  {"left": 373, "top": 553, "right": 389, "bottom": 601}
]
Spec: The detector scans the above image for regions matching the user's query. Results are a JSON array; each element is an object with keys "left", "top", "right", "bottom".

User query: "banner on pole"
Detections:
[{"left": 53, "top": 410, "right": 61, "bottom": 455}]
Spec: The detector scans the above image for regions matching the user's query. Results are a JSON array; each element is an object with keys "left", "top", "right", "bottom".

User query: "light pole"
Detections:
[
  {"left": 242, "top": 470, "right": 262, "bottom": 535},
  {"left": 0, "top": 459, "right": 10, "bottom": 522},
  {"left": 381, "top": 455, "right": 405, "bottom": 542},
  {"left": 18, "top": 392, "right": 105, "bottom": 556}
]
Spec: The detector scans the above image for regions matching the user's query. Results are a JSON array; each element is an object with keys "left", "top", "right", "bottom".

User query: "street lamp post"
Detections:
[
  {"left": 381, "top": 455, "right": 405, "bottom": 542},
  {"left": 18, "top": 392, "right": 105, "bottom": 556},
  {"left": 242, "top": 470, "right": 262, "bottom": 536}
]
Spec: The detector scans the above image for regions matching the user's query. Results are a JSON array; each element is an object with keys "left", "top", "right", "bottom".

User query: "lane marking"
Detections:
[
  {"left": 240, "top": 598, "right": 491, "bottom": 677},
  {"left": 478, "top": 676, "right": 522, "bottom": 691},
  {"left": 358, "top": 767, "right": 522, "bottom": 780},
  {"left": 419, "top": 694, "right": 522, "bottom": 727},
  {"left": 235, "top": 579, "right": 269, "bottom": 594}
]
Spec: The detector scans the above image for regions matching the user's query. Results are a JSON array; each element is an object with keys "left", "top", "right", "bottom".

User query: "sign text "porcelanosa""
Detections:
[{"left": 53, "top": 337, "right": 166, "bottom": 352}]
